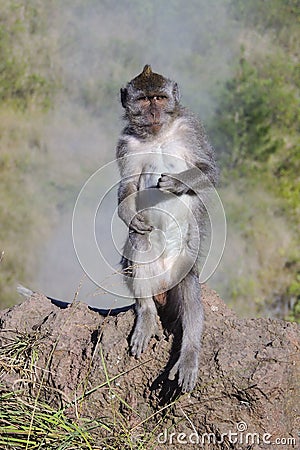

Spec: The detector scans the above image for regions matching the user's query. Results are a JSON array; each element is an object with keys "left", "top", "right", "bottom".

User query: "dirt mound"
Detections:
[{"left": 0, "top": 285, "right": 299, "bottom": 449}]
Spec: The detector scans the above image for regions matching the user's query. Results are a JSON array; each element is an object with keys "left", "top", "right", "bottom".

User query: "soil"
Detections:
[{"left": 0, "top": 285, "right": 299, "bottom": 449}]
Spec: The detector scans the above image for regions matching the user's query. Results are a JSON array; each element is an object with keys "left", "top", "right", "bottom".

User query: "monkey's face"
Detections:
[
  {"left": 120, "top": 65, "right": 180, "bottom": 134},
  {"left": 125, "top": 91, "right": 173, "bottom": 133}
]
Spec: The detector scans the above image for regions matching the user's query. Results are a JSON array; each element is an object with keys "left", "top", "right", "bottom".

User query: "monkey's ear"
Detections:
[
  {"left": 120, "top": 88, "right": 128, "bottom": 108},
  {"left": 173, "top": 82, "right": 180, "bottom": 103}
]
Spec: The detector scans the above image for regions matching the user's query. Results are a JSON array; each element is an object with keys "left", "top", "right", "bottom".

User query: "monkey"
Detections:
[{"left": 116, "top": 65, "right": 217, "bottom": 393}]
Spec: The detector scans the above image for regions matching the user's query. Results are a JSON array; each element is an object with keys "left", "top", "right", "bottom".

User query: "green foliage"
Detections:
[
  {"left": 0, "top": 1, "right": 60, "bottom": 306},
  {"left": 287, "top": 273, "right": 300, "bottom": 323},
  {"left": 231, "top": 0, "right": 300, "bottom": 45},
  {"left": 0, "top": 111, "right": 48, "bottom": 306},
  {"left": 210, "top": 1, "right": 300, "bottom": 318},
  {"left": 213, "top": 56, "right": 281, "bottom": 166},
  {"left": 288, "top": 298, "right": 300, "bottom": 323},
  {"left": 0, "top": 0, "right": 299, "bottom": 319},
  {"left": 213, "top": 52, "right": 299, "bottom": 168},
  {"left": 0, "top": 1, "right": 56, "bottom": 109}
]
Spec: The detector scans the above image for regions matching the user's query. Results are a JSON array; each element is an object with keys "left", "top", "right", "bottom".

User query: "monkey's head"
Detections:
[{"left": 120, "top": 65, "right": 181, "bottom": 135}]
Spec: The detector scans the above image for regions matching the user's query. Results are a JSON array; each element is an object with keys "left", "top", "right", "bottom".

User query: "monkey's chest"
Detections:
[
  {"left": 137, "top": 151, "right": 191, "bottom": 242},
  {"left": 138, "top": 144, "right": 189, "bottom": 188}
]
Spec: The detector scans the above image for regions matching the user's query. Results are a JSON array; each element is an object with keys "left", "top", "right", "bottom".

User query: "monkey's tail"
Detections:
[
  {"left": 17, "top": 284, "right": 70, "bottom": 309},
  {"left": 17, "top": 284, "right": 34, "bottom": 298},
  {"left": 16, "top": 284, "right": 134, "bottom": 316}
]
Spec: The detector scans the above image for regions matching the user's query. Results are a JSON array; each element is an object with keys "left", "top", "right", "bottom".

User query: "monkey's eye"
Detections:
[
  {"left": 155, "top": 95, "right": 168, "bottom": 102},
  {"left": 137, "top": 96, "right": 149, "bottom": 104}
]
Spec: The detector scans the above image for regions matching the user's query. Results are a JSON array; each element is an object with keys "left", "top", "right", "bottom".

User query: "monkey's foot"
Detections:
[
  {"left": 168, "top": 352, "right": 199, "bottom": 393},
  {"left": 130, "top": 320, "right": 157, "bottom": 358}
]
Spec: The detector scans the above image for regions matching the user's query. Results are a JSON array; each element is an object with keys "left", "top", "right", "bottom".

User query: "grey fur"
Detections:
[
  {"left": 116, "top": 65, "right": 217, "bottom": 393},
  {"left": 17, "top": 284, "right": 34, "bottom": 298}
]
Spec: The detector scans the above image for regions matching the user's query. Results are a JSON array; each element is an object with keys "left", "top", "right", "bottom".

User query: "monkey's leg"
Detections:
[
  {"left": 168, "top": 270, "right": 203, "bottom": 392},
  {"left": 130, "top": 297, "right": 159, "bottom": 358}
]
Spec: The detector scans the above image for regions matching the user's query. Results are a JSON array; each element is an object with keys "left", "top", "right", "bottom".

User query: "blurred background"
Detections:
[{"left": 0, "top": 0, "right": 299, "bottom": 320}]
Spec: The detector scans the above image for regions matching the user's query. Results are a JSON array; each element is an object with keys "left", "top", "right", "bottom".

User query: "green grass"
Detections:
[
  {"left": 0, "top": 324, "right": 178, "bottom": 449},
  {"left": 0, "top": 329, "right": 96, "bottom": 449},
  {"left": 0, "top": 391, "right": 97, "bottom": 450}
]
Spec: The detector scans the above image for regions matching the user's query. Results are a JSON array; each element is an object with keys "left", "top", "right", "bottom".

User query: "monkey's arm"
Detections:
[
  {"left": 117, "top": 138, "right": 153, "bottom": 234},
  {"left": 118, "top": 178, "right": 152, "bottom": 234},
  {"left": 158, "top": 162, "right": 217, "bottom": 195},
  {"left": 159, "top": 118, "right": 217, "bottom": 195}
]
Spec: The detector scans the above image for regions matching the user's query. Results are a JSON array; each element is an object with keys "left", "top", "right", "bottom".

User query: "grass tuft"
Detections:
[{"left": 0, "top": 389, "right": 97, "bottom": 450}]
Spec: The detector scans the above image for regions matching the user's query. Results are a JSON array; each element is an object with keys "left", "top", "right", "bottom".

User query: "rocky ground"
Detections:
[{"left": 0, "top": 285, "right": 299, "bottom": 449}]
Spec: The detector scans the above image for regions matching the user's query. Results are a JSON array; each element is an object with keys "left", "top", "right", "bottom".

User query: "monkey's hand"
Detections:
[
  {"left": 130, "top": 212, "right": 153, "bottom": 234},
  {"left": 157, "top": 173, "right": 189, "bottom": 195},
  {"left": 118, "top": 204, "right": 152, "bottom": 234}
]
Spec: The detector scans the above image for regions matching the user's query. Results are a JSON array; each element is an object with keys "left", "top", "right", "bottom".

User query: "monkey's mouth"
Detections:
[
  {"left": 150, "top": 123, "right": 162, "bottom": 133},
  {"left": 147, "top": 120, "right": 162, "bottom": 128}
]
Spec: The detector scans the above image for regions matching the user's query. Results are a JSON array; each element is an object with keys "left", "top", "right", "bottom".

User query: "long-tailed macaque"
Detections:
[{"left": 116, "top": 65, "right": 217, "bottom": 392}]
